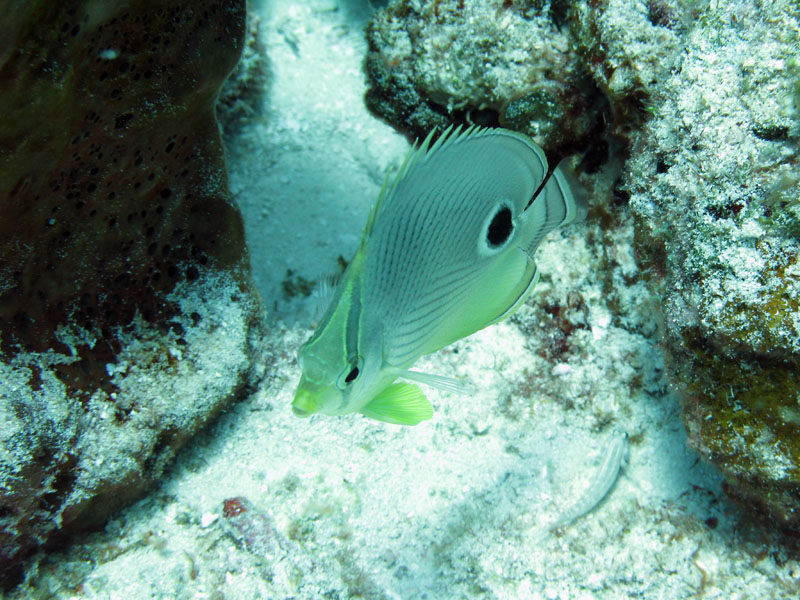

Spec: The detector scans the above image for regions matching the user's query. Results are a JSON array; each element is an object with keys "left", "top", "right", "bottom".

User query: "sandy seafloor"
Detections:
[{"left": 10, "top": 1, "right": 800, "bottom": 599}]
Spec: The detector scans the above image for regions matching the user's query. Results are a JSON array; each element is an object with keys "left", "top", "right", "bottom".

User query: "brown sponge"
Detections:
[
  {"left": 0, "top": 0, "right": 260, "bottom": 587},
  {"left": 0, "top": 0, "right": 247, "bottom": 390}
]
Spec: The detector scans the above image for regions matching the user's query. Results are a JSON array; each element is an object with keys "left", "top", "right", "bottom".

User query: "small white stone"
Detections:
[
  {"left": 200, "top": 512, "right": 219, "bottom": 528},
  {"left": 552, "top": 363, "right": 572, "bottom": 376}
]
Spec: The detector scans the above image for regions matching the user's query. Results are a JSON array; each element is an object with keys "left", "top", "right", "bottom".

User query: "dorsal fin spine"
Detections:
[{"left": 360, "top": 124, "right": 494, "bottom": 245}]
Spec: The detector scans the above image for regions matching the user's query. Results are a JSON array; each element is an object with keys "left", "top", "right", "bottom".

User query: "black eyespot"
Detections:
[
  {"left": 344, "top": 366, "right": 360, "bottom": 384},
  {"left": 486, "top": 206, "right": 513, "bottom": 248}
]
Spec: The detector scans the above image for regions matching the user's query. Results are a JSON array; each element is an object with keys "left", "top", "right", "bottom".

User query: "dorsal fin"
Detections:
[
  {"left": 310, "top": 272, "right": 342, "bottom": 319},
  {"left": 361, "top": 124, "right": 491, "bottom": 244}
]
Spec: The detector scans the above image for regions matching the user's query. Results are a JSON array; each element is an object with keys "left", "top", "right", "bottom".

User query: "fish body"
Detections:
[
  {"left": 293, "top": 126, "right": 585, "bottom": 425},
  {"left": 548, "top": 432, "right": 628, "bottom": 531}
]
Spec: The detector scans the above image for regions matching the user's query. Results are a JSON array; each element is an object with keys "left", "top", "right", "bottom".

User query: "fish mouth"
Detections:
[
  {"left": 292, "top": 405, "right": 310, "bottom": 417},
  {"left": 292, "top": 382, "right": 320, "bottom": 418}
]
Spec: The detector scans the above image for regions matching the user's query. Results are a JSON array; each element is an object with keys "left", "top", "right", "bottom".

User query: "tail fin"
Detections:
[
  {"left": 519, "top": 160, "right": 587, "bottom": 255},
  {"left": 548, "top": 162, "right": 588, "bottom": 226}
]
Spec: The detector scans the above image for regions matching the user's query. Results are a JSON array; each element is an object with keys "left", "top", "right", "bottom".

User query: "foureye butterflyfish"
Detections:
[{"left": 293, "top": 126, "right": 586, "bottom": 425}]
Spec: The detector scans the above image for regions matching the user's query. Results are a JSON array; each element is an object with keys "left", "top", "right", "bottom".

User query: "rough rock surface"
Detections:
[
  {"left": 217, "top": 11, "right": 269, "bottom": 139},
  {"left": 365, "top": 0, "right": 600, "bottom": 158},
  {"left": 365, "top": 0, "right": 800, "bottom": 531},
  {"left": 626, "top": 2, "right": 800, "bottom": 530},
  {"left": 0, "top": 0, "right": 265, "bottom": 587}
]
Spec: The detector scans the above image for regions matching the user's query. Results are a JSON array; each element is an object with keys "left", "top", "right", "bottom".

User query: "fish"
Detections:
[
  {"left": 292, "top": 126, "right": 586, "bottom": 425},
  {"left": 547, "top": 432, "right": 628, "bottom": 532}
]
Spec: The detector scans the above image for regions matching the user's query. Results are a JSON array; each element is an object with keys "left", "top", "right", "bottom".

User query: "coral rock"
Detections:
[
  {"left": 627, "top": 1, "right": 800, "bottom": 531},
  {"left": 365, "top": 0, "right": 597, "bottom": 154},
  {"left": 0, "top": 0, "right": 265, "bottom": 587}
]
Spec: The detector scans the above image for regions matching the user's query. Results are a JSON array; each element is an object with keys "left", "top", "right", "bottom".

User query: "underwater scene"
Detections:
[{"left": 1, "top": 0, "right": 800, "bottom": 598}]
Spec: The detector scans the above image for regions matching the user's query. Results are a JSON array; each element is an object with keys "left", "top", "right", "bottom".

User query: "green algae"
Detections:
[
  {"left": 678, "top": 335, "right": 800, "bottom": 526},
  {"left": 700, "top": 246, "right": 800, "bottom": 356}
]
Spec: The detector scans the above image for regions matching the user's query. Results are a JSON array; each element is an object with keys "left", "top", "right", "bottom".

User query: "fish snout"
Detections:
[
  {"left": 292, "top": 378, "right": 326, "bottom": 417},
  {"left": 292, "top": 404, "right": 311, "bottom": 417},
  {"left": 292, "top": 387, "right": 317, "bottom": 417}
]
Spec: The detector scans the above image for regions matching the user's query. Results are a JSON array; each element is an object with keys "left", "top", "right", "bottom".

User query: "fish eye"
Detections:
[
  {"left": 345, "top": 366, "right": 360, "bottom": 383},
  {"left": 336, "top": 356, "right": 363, "bottom": 389},
  {"left": 486, "top": 205, "right": 514, "bottom": 248}
]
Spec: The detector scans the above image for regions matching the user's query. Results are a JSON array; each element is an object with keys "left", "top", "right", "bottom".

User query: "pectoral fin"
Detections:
[
  {"left": 360, "top": 383, "right": 433, "bottom": 425},
  {"left": 395, "top": 368, "right": 475, "bottom": 395}
]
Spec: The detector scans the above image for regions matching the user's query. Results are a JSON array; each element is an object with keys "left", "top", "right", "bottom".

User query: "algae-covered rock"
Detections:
[
  {"left": 568, "top": 0, "right": 686, "bottom": 126},
  {"left": 0, "top": 0, "right": 266, "bottom": 587},
  {"left": 626, "top": 1, "right": 800, "bottom": 530},
  {"left": 365, "top": 0, "right": 598, "bottom": 154}
]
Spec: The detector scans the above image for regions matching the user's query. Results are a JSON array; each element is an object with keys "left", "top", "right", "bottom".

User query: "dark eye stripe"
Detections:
[{"left": 345, "top": 275, "right": 360, "bottom": 354}]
